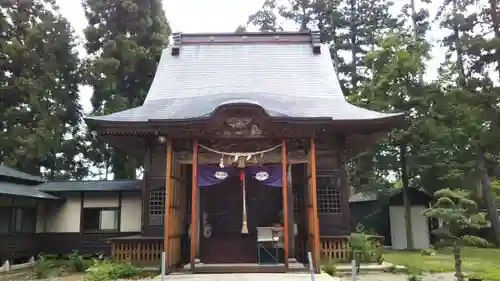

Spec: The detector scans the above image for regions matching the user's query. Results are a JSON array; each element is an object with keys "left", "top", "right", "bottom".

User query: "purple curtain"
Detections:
[
  {"left": 197, "top": 165, "right": 237, "bottom": 186},
  {"left": 245, "top": 165, "right": 282, "bottom": 187}
]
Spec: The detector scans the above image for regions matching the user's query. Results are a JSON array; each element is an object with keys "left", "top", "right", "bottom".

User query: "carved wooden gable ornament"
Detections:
[{"left": 223, "top": 117, "right": 262, "bottom": 137}]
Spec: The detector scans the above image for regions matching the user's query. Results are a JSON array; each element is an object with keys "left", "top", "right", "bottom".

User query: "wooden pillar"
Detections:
[
  {"left": 287, "top": 164, "right": 295, "bottom": 260},
  {"left": 281, "top": 139, "right": 289, "bottom": 268},
  {"left": 141, "top": 146, "right": 151, "bottom": 233},
  {"left": 163, "top": 140, "right": 173, "bottom": 270},
  {"left": 309, "top": 137, "right": 320, "bottom": 271},
  {"left": 190, "top": 139, "right": 198, "bottom": 270}
]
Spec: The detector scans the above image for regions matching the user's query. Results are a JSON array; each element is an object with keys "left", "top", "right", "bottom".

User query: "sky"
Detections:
[
  {"left": 55, "top": 0, "right": 267, "bottom": 114},
  {"left": 55, "top": 0, "right": 445, "bottom": 115}
]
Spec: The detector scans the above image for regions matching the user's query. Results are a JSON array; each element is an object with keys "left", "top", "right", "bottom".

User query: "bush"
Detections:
[
  {"left": 466, "top": 267, "right": 500, "bottom": 281},
  {"left": 84, "top": 258, "right": 138, "bottom": 281},
  {"left": 109, "top": 261, "right": 138, "bottom": 278},
  {"left": 420, "top": 248, "right": 436, "bottom": 256},
  {"left": 68, "top": 250, "right": 88, "bottom": 273},
  {"left": 407, "top": 274, "right": 423, "bottom": 281},
  {"left": 321, "top": 258, "right": 336, "bottom": 276},
  {"left": 348, "top": 225, "right": 384, "bottom": 263},
  {"left": 34, "top": 254, "right": 54, "bottom": 279}
]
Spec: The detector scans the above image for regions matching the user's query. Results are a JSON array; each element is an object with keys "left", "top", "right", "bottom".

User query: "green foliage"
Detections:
[
  {"left": 492, "top": 179, "right": 500, "bottom": 204},
  {"left": 34, "top": 254, "right": 55, "bottom": 279},
  {"left": 420, "top": 248, "right": 436, "bottom": 256},
  {"left": 0, "top": 0, "right": 86, "bottom": 179},
  {"left": 348, "top": 225, "right": 384, "bottom": 264},
  {"left": 407, "top": 274, "right": 423, "bottom": 281},
  {"left": 82, "top": 0, "right": 171, "bottom": 179},
  {"left": 84, "top": 258, "right": 138, "bottom": 281},
  {"left": 424, "top": 188, "right": 490, "bottom": 246},
  {"left": 424, "top": 189, "right": 490, "bottom": 281},
  {"left": 321, "top": 258, "right": 336, "bottom": 276},
  {"left": 466, "top": 267, "right": 500, "bottom": 281},
  {"left": 68, "top": 250, "right": 88, "bottom": 273}
]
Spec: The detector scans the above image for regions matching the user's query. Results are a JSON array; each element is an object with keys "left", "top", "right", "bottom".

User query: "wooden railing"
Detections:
[
  {"left": 109, "top": 237, "right": 163, "bottom": 266},
  {"left": 320, "top": 235, "right": 384, "bottom": 262},
  {"left": 320, "top": 236, "right": 349, "bottom": 261}
]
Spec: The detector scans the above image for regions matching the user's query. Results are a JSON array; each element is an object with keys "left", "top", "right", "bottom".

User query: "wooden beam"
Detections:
[
  {"left": 175, "top": 150, "right": 342, "bottom": 165},
  {"left": 310, "top": 137, "right": 320, "bottom": 272},
  {"left": 164, "top": 140, "right": 173, "bottom": 270},
  {"left": 281, "top": 138, "right": 289, "bottom": 269},
  {"left": 190, "top": 139, "right": 199, "bottom": 270}
]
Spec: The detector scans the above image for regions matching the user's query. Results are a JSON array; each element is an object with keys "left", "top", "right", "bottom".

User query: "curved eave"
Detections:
[{"left": 85, "top": 111, "right": 405, "bottom": 135}]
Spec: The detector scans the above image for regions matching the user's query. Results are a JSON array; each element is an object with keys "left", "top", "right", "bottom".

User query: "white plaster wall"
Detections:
[
  {"left": 83, "top": 192, "right": 119, "bottom": 208},
  {"left": 389, "top": 205, "right": 431, "bottom": 250},
  {"left": 37, "top": 191, "right": 141, "bottom": 233},
  {"left": 120, "top": 191, "right": 141, "bottom": 232},
  {"left": 44, "top": 194, "right": 81, "bottom": 233}
]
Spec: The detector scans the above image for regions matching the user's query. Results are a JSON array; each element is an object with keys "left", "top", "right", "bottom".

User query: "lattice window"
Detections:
[
  {"left": 293, "top": 186, "right": 304, "bottom": 214},
  {"left": 149, "top": 189, "right": 166, "bottom": 216},
  {"left": 316, "top": 176, "right": 342, "bottom": 214}
]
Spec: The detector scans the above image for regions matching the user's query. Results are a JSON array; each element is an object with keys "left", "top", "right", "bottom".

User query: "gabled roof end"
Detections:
[
  {"left": 171, "top": 32, "right": 182, "bottom": 56},
  {"left": 311, "top": 30, "right": 321, "bottom": 54}
]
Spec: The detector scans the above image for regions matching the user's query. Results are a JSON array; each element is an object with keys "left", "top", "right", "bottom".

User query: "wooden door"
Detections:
[
  {"left": 199, "top": 177, "right": 282, "bottom": 263},
  {"left": 199, "top": 177, "right": 251, "bottom": 263}
]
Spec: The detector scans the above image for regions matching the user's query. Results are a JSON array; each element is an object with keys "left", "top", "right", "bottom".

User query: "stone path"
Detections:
[
  {"left": 150, "top": 273, "right": 336, "bottom": 281},
  {"left": 146, "top": 272, "right": 457, "bottom": 281}
]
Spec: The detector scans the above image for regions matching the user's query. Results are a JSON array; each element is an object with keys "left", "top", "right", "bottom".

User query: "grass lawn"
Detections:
[{"left": 384, "top": 247, "right": 500, "bottom": 276}]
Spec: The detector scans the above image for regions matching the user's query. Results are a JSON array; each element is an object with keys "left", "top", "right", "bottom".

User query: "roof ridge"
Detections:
[{"left": 170, "top": 30, "right": 321, "bottom": 56}]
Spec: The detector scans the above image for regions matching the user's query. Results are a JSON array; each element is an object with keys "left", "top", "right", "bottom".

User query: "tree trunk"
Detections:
[
  {"left": 452, "top": 0, "right": 465, "bottom": 83},
  {"left": 477, "top": 145, "right": 500, "bottom": 245},
  {"left": 400, "top": 142, "right": 414, "bottom": 249},
  {"left": 349, "top": 0, "right": 357, "bottom": 89},
  {"left": 489, "top": 0, "right": 500, "bottom": 80},
  {"left": 410, "top": 0, "right": 424, "bottom": 85},
  {"left": 329, "top": 5, "right": 341, "bottom": 82},
  {"left": 453, "top": 241, "right": 464, "bottom": 281}
]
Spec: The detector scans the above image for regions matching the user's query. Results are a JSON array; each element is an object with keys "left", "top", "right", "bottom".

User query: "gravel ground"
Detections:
[{"left": 1, "top": 271, "right": 459, "bottom": 281}]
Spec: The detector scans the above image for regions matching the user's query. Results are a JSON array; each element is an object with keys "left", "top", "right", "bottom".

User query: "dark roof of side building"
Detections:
[
  {"left": 0, "top": 165, "right": 45, "bottom": 183},
  {"left": 349, "top": 188, "right": 432, "bottom": 203},
  {"left": 0, "top": 165, "right": 140, "bottom": 199},
  {"left": 0, "top": 182, "right": 60, "bottom": 200},
  {"left": 86, "top": 31, "right": 404, "bottom": 124},
  {"left": 36, "top": 180, "right": 141, "bottom": 192}
]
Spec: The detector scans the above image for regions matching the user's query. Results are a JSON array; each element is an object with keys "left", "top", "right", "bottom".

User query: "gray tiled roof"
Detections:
[
  {"left": 0, "top": 165, "right": 45, "bottom": 183},
  {"left": 36, "top": 180, "right": 141, "bottom": 192},
  {"left": 0, "top": 182, "right": 59, "bottom": 200},
  {"left": 86, "top": 32, "right": 403, "bottom": 123}
]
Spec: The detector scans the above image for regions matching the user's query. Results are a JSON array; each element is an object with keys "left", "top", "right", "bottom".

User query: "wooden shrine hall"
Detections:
[{"left": 85, "top": 31, "right": 404, "bottom": 273}]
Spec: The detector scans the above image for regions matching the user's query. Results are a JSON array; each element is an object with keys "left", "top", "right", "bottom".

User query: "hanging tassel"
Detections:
[
  {"left": 240, "top": 170, "right": 248, "bottom": 234},
  {"left": 219, "top": 154, "right": 224, "bottom": 168}
]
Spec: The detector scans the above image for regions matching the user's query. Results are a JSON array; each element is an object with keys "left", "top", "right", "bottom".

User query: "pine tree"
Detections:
[
  {"left": 246, "top": 0, "right": 284, "bottom": 31},
  {"left": 423, "top": 189, "right": 490, "bottom": 281},
  {"left": 436, "top": 0, "right": 500, "bottom": 244},
  {"left": 82, "top": 0, "right": 171, "bottom": 179},
  {"left": 0, "top": 0, "right": 86, "bottom": 179}
]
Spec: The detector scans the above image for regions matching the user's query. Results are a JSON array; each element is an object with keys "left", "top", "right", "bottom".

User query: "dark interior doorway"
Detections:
[{"left": 199, "top": 176, "right": 282, "bottom": 263}]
